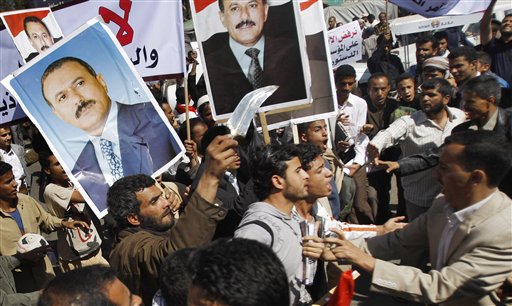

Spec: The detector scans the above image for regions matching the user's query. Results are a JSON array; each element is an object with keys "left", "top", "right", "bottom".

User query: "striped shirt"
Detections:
[{"left": 371, "top": 107, "right": 466, "bottom": 207}]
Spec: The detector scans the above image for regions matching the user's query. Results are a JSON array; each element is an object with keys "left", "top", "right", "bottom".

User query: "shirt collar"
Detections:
[
  {"left": 444, "top": 190, "right": 497, "bottom": 223},
  {"left": 229, "top": 36, "right": 265, "bottom": 66},
  {"left": 482, "top": 108, "right": 499, "bottom": 131},
  {"left": 87, "top": 101, "right": 118, "bottom": 142}
]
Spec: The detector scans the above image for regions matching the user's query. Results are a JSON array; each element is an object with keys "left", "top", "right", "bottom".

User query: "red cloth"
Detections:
[
  {"left": 327, "top": 270, "right": 355, "bottom": 306},
  {"left": 175, "top": 104, "right": 196, "bottom": 114}
]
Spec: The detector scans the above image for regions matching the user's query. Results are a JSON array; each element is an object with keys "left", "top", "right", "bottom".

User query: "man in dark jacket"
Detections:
[{"left": 107, "top": 135, "right": 238, "bottom": 305}]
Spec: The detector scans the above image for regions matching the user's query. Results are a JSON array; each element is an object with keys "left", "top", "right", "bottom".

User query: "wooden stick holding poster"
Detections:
[
  {"left": 328, "top": 21, "right": 363, "bottom": 69},
  {"left": 1, "top": 18, "right": 185, "bottom": 218}
]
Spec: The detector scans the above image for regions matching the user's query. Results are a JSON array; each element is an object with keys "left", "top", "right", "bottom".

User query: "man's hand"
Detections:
[
  {"left": 184, "top": 139, "right": 199, "bottom": 167},
  {"left": 18, "top": 245, "right": 52, "bottom": 264},
  {"left": 336, "top": 140, "right": 351, "bottom": 153},
  {"left": 377, "top": 216, "right": 407, "bottom": 235},
  {"left": 302, "top": 236, "right": 325, "bottom": 260},
  {"left": 323, "top": 228, "right": 376, "bottom": 272},
  {"left": 62, "top": 220, "right": 89, "bottom": 230},
  {"left": 160, "top": 182, "right": 182, "bottom": 212},
  {"left": 367, "top": 143, "right": 380, "bottom": 163},
  {"left": 197, "top": 135, "right": 239, "bottom": 203},
  {"left": 374, "top": 159, "right": 400, "bottom": 173},
  {"left": 337, "top": 113, "right": 350, "bottom": 125},
  {"left": 361, "top": 124, "right": 374, "bottom": 135},
  {"left": 348, "top": 163, "right": 361, "bottom": 177}
]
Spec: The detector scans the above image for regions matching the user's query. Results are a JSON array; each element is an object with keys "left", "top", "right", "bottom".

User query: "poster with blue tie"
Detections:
[{"left": 1, "top": 19, "right": 185, "bottom": 218}]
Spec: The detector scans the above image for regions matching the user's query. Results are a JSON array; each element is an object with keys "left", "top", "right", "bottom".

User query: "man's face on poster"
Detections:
[
  {"left": 219, "top": 0, "right": 269, "bottom": 47},
  {"left": 42, "top": 61, "right": 112, "bottom": 136},
  {"left": 26, "top": 21, "right": 54, "bottom": 53}
]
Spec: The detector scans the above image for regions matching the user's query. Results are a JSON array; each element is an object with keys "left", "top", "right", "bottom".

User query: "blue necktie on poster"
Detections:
[{"left": 100, "top": 138, "right": 124, "bottom": 181}]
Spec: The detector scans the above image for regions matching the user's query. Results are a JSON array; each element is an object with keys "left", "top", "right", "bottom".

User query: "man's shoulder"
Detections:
[
  {"left": 348, "top": 93, "right": 366, "bottom": 106},
  {"left": 203, "top": 32, "right": 230, "bottom": 55}
]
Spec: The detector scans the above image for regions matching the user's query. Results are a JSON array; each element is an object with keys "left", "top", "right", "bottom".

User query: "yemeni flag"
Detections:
[
  {"left": 191, "top": 0, "right": 226, "bottom": 42},
  {"left": 327, "top": 270, "right": 355, "bottom": 306},
  {"left": 389, "top": 0, "right": 492, "bottom": 18}
]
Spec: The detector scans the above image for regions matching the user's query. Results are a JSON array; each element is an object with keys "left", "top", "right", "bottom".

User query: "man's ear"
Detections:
[
  {"left": 488, "top": 96, "right": 496, "bottom": 106},
  {"left": 469, "top": 169, "right": 485, "bottom": 185},
  {"left": 127, "top": 213, "right": 141, "bottom": 226},
  {"left": 96, "top": 73, "right": 108, "bottom": 94},
  {"left": 219, "top": 11, "right": 226, "bottom": 28},
  {"left": 299, "top": 133, "right": 308, "bottom": 143},
  {"left": 271, "top": 174, "right": 285, "bottom": 191},
  {"left": 43, "top": 167, "right": 51, "bottom": 176},
  {"left": 263, "top": 4, "right": 269, "bottom": 22}
]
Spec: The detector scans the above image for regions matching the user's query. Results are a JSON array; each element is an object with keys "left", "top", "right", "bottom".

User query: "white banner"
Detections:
[
  {"left": 328, "top": 21, "right": 362, "bottom": 69},
  {"left": 0, "top": 0, "right": 186, "bottom": 124},
  {"left": 389, "top": 0, "right": 491, "bottom": 18}
]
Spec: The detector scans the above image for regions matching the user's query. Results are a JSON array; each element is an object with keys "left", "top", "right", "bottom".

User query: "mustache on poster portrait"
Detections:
[
  {"left": 75, "top": 99, "right": 96, "bottom": 119},
  {"left": 236, "top": 20, "right": 256, "bottom": 29}
]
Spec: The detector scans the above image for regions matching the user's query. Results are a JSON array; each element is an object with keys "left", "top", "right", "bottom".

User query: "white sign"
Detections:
[{"left": 328, "top": 21, "right": 362, "bottom": 69}]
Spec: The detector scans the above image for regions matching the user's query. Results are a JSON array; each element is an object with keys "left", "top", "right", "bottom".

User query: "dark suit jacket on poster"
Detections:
[
  {"left": 72, "top": 102, "right": 179, "bottom": 212},
  {"left": 203, "top": 32, "right": 307, "bottom": 116}
]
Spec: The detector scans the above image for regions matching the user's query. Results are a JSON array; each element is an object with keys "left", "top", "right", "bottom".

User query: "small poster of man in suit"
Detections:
[
  {"left": 190, "top": 0, "right": 311, "bottom": 120},
  {"left": 2, "top": 19, "right": 184, "bottom": 218},
  {"left": 1, "top": 8, "right": 64, "bottom": 63}
]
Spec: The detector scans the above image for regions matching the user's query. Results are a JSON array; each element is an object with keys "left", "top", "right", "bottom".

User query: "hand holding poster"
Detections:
[
  {"left": 328, "top": 21, "right": 362, "bottom": 69},
  {"left": 2, "top": 19, "right": 184, "bottom": 218},
  {"left": 389, "top": 0, "right": 491, "bottom": 18}
]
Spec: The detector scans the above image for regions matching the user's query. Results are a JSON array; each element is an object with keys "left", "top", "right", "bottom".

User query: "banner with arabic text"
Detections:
[
  {"left": 389, "top": 0, "right": 491, "bottom": 18},
  {"left": 328, "top": 21, "right": 362, "bottom": 69}
]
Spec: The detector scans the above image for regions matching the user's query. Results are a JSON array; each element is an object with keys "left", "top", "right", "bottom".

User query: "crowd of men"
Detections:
[{"left": 1, "top": 0, "right": 512, "bottom": 305}]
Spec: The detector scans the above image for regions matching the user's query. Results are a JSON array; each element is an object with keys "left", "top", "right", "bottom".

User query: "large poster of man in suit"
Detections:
[
  {"left": 2, "top": 19, "right": 184, "bottom": 218},
  {"left": 191, "top": 0, "right": 311, "bottom": 120}
]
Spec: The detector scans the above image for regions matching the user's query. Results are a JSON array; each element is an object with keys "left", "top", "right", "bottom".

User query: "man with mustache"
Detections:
[
  {"left": 107, "top": 135, "right": 238, "bottom": 305},
  {"left": 23, "top": 16, "right": 61, "bottom": 62},
  {"left": 202, "top": 0, "right": 307, "bottom": 116},
  {"left": 41, "top": 57, "right": 180, "bottom": 212}
]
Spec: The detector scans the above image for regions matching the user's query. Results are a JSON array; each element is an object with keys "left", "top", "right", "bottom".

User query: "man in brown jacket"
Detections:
[{"left": 107, "top": 135, "right": 238, "bottom": 305}]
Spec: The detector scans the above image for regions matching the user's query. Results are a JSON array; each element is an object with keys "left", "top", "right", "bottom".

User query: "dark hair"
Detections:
[
  {"left": 415, "top": 35, "right": 439, "bottom": 50},
  {"left": 448, "top": 46, "right": 477, "bottom": 63},
  {"left": 297, "top": 120, "right": 314, "bottom": 136},
  {"left": 189, "top": 238, "right": 289, "bottom": 306},
  {"left": 197, "top": 101, "right": 210, "bottom": 115},
  {"left": 177, "top": 118, "right": 208, "bottom": 142},
  {"left": 395, "top": 72, "right": 415, "bottom": 86},
  {"left": 252, "top": 144, "right": 299, "bottom": 200},
  {"left": 23, "top": 16, "right": 50, "bottom": 36},
  {"left": 160, "top": 248, "right": 195, "bottom": 306},
  {"left": 367, "top": 14, "right": 375, "bottom": 21},
  {"left": 218, "top": 0, "right": 267, "bottom": 11},
  {"left": 175, "top": 87, "right": 185, "bottom": 104},
  {"left": 38, "top": 265, "right": 117, "bottom": 306},
  {"left": 368, "top": 72, "right": 389, "bottom": 87},
  {"left": 444, "top": 131, "right": 512, "bottom": 187},
  {"left": 352, "top": 16, "right": 359, "bottom": 21},
  {"left": 200, "top": 125, "right": 230, "bottom": 156},
  {"left": 38, "top": 150, "right": 53, "bottom": 170},
  {"left": 107, "top": 174, "right": 155, "bottom": 230},
  {"left": 0, "top": 161, "right": 13, "bottom": 177},
  {"left": 433, "top": 30, "right": 448, "bottom": 42},
  {"left": 334, "top": 64, "right": 356, "bottom": 80},
  {"left": 41, "top": 57, "right": 97, "bottom": 107},
  {"left": 296, "top": 143, "right": 322, "bottom": 171},
  {"left": 421, "top": 77, "right": 453, "bottom": 97},
  {"left": 491, "top": 19, "right": 502, "bottom": 27},
  {"left": 476, "top": 51, "right": 492, "bottom": 66},
  {"left": 461, "top": 75, "right": 501, "bottom": 105}
]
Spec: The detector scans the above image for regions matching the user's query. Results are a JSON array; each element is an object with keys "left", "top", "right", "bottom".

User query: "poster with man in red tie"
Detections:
[{"left": 190, "top": 0, "right": 311, "bottom": 120}]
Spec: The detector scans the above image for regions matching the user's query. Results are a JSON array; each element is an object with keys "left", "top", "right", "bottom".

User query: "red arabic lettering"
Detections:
[{"left": 98, "top": 0, "right": 134, "bottom": 46}]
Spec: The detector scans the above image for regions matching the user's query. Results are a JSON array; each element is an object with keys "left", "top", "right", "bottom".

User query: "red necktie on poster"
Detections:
[{"left": 327, "top": 270, "right": 355, "bottom": 306}]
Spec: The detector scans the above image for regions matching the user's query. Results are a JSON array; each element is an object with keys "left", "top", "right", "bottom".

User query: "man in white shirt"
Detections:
[
  {"left": 368, "top": 78, "right": 466, "bottom": 221},
  {"left": 0, "top": 127, "right": 27, "bottom": 193},
  {"left": 329, "top": 64, "right": 374, "bottom": 224}
]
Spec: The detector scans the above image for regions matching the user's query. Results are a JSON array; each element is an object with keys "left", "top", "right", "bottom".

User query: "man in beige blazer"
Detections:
[{"left": 324, "top": 130, "right": 512, "bottom": 305}]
